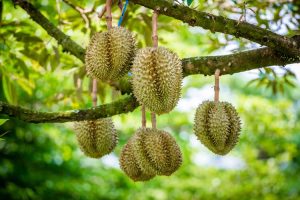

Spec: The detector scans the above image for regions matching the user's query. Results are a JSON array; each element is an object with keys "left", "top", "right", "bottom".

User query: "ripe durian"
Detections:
[
  {"left": 132, "top": 128, "right": 182, "bottom": 176},
  {"left": 120, "top": 138, "right": 155, "bottom": 182},
  {"left": 194, "top": 101, "right": 241, "bottom": 155},
  {"left": 132, "top": 47, "right": 183, "bottom": 114},
  {"left": 85, "top": 26, "right": 136, "bottom": 81},
  {"left": 74, "top": 118, "right": 118, "bottom": 158}
]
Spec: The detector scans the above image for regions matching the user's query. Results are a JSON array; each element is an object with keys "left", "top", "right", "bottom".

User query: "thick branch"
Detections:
[
  {"left": 130, "top": 0, "right": 300, "bottom": 58},
  {"left": 1, "top": 47, "right": 298, "bottom": 123},
  {"left": 5, "top": 0, "right": 299, "bottom": 123},
  {"left": 12, "top": 0, "right": 299, "bottom": 78},
  {"left": 12, "top": 0, "right": 85, "bottom": 61},
  {"left": 0, "top": 96, "right": 138, "bottom": 123},
  {"left": 182, "top": 47, "right": 300, "bottom": 76}
]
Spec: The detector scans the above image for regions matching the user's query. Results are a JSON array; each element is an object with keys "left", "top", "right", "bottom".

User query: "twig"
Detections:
[
  {"left": 214, "top": 69, "right": 220, "bottom": 102},
  {"left": 92, "top": 79, "right": 97, "bottom": 107},
  {"left": 150, "top": 9, "right": 159, "bottom": 129},
  {"left": 98, "top": 5, "right": 106, "bottom": 19},
  {"left": 142, "top": 105, "right": 146, "bottom": 128},
  {"left": 106, "top": 0, "right": 113, "bottom": 29},
  {"left": 152, "top": 9, "right": 158, "bottom": 48}
]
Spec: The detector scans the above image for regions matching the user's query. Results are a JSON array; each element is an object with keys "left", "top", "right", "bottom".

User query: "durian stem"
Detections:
[
  {"left": 150, "top": 9, "right": 158, "bottom": 129},
  {"left": 76, "top": 77, "right": 83, "bottom": 102},
  {"left": 214, "top": 69, "right": 220, "bottom": 102},
  {"left": 152, "top": 9, "right": 158, "bottom": 48},
  {"left": 106, "top": 0, "right": 113, "bottom": 29},
  {"left": 98, "top": 5, "right": 106, "bottom": 19},
  {"left": 151, "top": 113, "right": 156, "bottom": 129},
  {"left": 142, "top": 105, "right": 146, "bottom": 128},
  {"left": 92, "top": 79, "right": 98, "bottom": 107}
]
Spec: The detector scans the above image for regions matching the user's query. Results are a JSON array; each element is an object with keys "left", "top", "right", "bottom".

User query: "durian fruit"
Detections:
[
  {"left": 74, "top": 118, "right": 118, "bottom": 158},
  {"left": 85, "top": 26, "right": 136, "bottom": 81},
  {"left": 120, "top": 138, "right": 155, "bottom": 182},
  {"left": 132, "top": 128, "right": 182, "bottom": 176},
  {"left": 131, "top": 47, "right": 182, "bottom": 114},
  {"left": 194, "top": 101, "right": 241, "bottom": 155}
]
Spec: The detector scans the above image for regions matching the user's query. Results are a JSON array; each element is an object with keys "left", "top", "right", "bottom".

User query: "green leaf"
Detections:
[
  {"left": 2, "top": 75, "right": 17, "bottom": 104},
  {"left": 0, "top": 119, "right": 8, "bottom": 126},
  {"left": 187, "top": 0, "right": 193, "bottom": 6}
]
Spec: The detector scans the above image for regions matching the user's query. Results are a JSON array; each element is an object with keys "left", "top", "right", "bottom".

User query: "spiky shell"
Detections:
[
  {"left": 74, "top": 118, "right": 118, "bottom": 158},
  {"left": 119, "top": 138, "right": 155, "bottom": 182},
  {"left": 132, "top": 128, "right": 182, "bottom": 176},
  {"left": 131, "top": 47, "right": 182, "bottom": 114},
  {"left": 194, "top": 101, "right": 241, "bottom": 155},
  {"left": 85, "top": 26, "right": 136, "bottom": 81}
]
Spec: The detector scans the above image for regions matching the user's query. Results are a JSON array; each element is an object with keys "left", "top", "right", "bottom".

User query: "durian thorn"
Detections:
[
  {"left": 106, "top": 0, "right": 113, "bottom": 29},
  {"left": 214, "top": 69, "right": 220, "bottom": 102},
  {"left": 151, "top": 112, "right": 156, "bottom": 129},
  {"left": 152, "top": 9, "right": 159, "bottom": 48},
  {"left": 92, "top": 79, "right": 98, "bottom": 107},
  {"left": 142, "top": 105, "right": 146, "bottom": 128}
]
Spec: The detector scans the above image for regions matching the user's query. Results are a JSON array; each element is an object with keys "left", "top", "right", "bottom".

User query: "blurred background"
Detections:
[{"left": 1, "top": 0, "right": 300, "bottom": 199}]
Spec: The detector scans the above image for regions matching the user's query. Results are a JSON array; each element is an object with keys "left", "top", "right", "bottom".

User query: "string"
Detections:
[{"left": 118, "top": 0, "right": 129, "bottom": 26}]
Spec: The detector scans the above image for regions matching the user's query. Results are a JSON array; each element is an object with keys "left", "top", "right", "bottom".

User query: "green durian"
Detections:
[
  {"left": 194, "top": 101, "right": 241, "bottom": 155},
  {"left": 85, "top": 26, "right": 136, "bottom": 81},
  {"left": 132, "top": 128, "right": 182, "bottom": 176},
  {"left": 119, "top": 138, "right": 155, "bottom": 182},
  {"left": 131, "top": 47, "right": 183, "bottom": 114},
  {"left": 74, "top": 118, "right": 118, "bottom": 158}
]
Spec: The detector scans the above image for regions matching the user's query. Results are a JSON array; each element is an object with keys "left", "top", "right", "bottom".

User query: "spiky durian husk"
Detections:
[
  {"left": 74, "top": 118, "right": 118, "bottom": 158},
  {"left": 119, "top": 138, "right": 155, "bottom": 182},
  {"left": 132, "top": 128, "right": 182, "bottom": 176},
  {"left": 131, "top": 47, "right": 183, "bottom": 114},
  {"left": 85, "top": 26, "right": 136, "bottom": 81},
  {"left": 194, "top": 101, "right": 241, "bottom": 155}
]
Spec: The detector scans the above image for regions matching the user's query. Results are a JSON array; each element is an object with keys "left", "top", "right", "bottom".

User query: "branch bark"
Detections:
[
  {"left": 0, "top": 96, "right": 138, "bottom": 123},
  {"left": 130, "top": 0, "right": 300, "bottom": 58},
  {"left": 1, "top": 47, "right": 298, "bottom": 123},
  {"left": 4, "top": 0, "right": 299, "bottom": 123}
]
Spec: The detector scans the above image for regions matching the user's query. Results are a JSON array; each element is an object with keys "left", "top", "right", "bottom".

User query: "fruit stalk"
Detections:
[
  {"left": 142, "top": 105, "right": 146, "bottom": 128},
  {"left": 214, "top": 69, "right": 220, "bottom": 102},
  {"left": 106, "top": 0, "right": 113, "bottom": 29},
  {"left": 151, "top": 9, "right": 159, "bottom": 129},
  {"left": 92, "top": 79, "right": 98, "bottom": 107}
]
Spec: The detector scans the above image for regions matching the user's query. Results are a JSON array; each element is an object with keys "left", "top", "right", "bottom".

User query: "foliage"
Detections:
[{"left": 0, "top": 0, "right": 300, "bottom": 199}]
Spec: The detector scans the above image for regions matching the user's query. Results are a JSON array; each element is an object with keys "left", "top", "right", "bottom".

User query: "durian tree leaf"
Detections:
[
  {"left": 0, "top": 119, "right": 8, "bottom": 126},
  {"left": 187, "top": 0, "right": 194, "bottom": 6},
  {"left": 2, "top": 75, "right": 17, "bottom": 105}
]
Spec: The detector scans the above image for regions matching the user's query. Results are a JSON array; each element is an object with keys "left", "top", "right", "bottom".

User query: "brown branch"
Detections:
[
  {"left": 141, "top": 105, "right": 146, "bottom": 128},
  {"left": 92, "top": 79, "right": 98, "bottom": 107},
  {"left": 106, "top": 0, "right": 113, "bottom": 29}
]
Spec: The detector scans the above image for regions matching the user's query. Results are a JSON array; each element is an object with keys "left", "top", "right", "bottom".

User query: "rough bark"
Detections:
[
  {"left": 2, "top": 0, "right": 299, "bottom": 123},
  {"left": 130, "top": 0, "right": 300, "bottom": 58},
  {"left": 0, "top": 96, "right": 138, "bottom": 123}
]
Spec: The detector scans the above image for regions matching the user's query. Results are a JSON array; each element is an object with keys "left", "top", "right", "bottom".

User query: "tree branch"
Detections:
[
  {"left": 5, "top": 0, "right": 299, "bottom": 123},
  {"left": 182, "top": 47, "right": 300, "bottom": 76},
  {"left": 12, "top": 0, "right": 85, "bottom": 61},
  {"left": 1, "top": 47, "right": 298, "bottom": 123},
  {"left": 0, "top": 96, "right": 139, "bottom": 123},
  {"left": 130, "top": 0, "right": 300, "bottom": 58}
]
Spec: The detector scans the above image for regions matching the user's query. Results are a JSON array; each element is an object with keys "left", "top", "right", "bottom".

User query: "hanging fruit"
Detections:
[
  {"left": 194, "top": 69, "right": 242, "bottom": 155},
  {"left": 74, "top": 118, "right": 118, "bottom": 158},
  {"left": 131, "top": 9, "right": 183, "bottom": 115}
]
